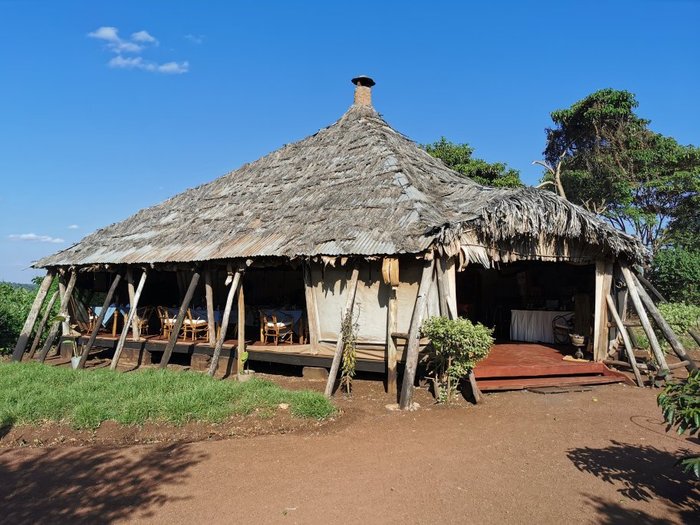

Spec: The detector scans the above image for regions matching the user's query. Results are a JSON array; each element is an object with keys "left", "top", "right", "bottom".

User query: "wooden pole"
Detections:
[
  {"left": 237, "top": 282, "right": 246, "bottom": 376},
  {"left": 12, "top": 270, "right": 55, "bottom": 361},
  {"left": 435, "top": 258, "right": 449, "bottom": 317},
  {"left": 324, "top": 263, "right": 360, "bottom": 398},
  {"left": 633, "top": 273, "right": 697, "bottom": 373},
  {"left": 160, "top": 271, "right": 200, "bottom": 369},
  {"left": 126, "top": 268, "right": 141, "bottom": 341},
  {"left": 399, "top": 258, "right": 436, "bottom": 410},
  {"left": 620, "top": 264, "right": 670, "bottom": 374},
  {"left": 386, "top": 284, "right": 398, "bottom": 397},
  {"left": 57, "top": 278, "right": 70, "bottom": 336},
  {"left": 635, "top": 273, "right": 666, "bottom": 303},
  {"left": 37, "top": 270, "right": 78, "bottom": 363},
  {"left": 78, "top": 274, "right": 122, "bottom": 369},
  {"left": 27, "top": 290, "right": 58, "bottom": 360},
  {"left": 205, "top": 268, "right": 216, "bottom": 347},
  {"left": 606, "top": 294, "right": 644, "bottom": 387},
  {"left": 593, "top": 260, "right": 613, "bottom": 362},
  {"left": 303, "top": 262, "right": 320, "bottom": 347},
  {"left": 209, "top": 269, "right": 242, "bottom": 376},
  {"left": 110, "top": 271, "right": 147, "bottom": 370}
]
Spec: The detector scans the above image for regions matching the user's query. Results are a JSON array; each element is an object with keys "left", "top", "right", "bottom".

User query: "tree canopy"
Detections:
[
  {"left": 542, "top": 89, "right": 700, "bottom": 252},
  {"left": 425, "top": 138, "right": 523, "bottom": 188}
]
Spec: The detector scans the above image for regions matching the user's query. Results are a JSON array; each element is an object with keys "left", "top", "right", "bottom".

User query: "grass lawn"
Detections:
[{"left": 0, "top": 362, "right": 335, "bottom": 429}]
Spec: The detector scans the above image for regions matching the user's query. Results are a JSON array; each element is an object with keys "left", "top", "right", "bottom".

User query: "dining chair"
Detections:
[
  {"left": 183, "top": 309, "right": 209, "bottom": 341},
  {"left": 261, "top": 312, "right": 294, "bottom": 345}
]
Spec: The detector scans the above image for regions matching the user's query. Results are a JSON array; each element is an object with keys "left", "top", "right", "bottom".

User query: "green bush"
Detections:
[
  {"left": 0, "top": 282, "right": 36, "bottom": 354},
  {"left": 421, "top": 316, "right": 494, "bottom": 403},
  {"left": 658, "top": 303, "right": 700, "bottom": 334},
  {"left": 658, "top": 371, "right": 700, "bottom": 478},
  {"left": 650, "top": 248, "right": 700, "bottom": 304}
]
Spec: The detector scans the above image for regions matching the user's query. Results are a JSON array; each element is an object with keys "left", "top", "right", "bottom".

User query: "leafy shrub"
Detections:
[
  {"left": 421, "top": 316, "right": 494, "bottom": 403},
  {"left": 0, "top": 283, "right": 36, "bottom": 354},
  {"left": 650, "top": 248, "right": 700, "bottom": 304},
  {"left": 658, "top": 303, "right": 700, "bottom": 334},
  {"left": 658, "top": 371, "right": 700, "bottom": 478}
]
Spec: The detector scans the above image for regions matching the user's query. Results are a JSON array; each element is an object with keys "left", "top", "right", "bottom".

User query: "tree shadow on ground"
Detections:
[
  {"left": 0, "top": 443, "right": 208, "bottom": 524},
  {"left": 567, "top": 440, "right": 699, "bottom": 519},
  {"left": 583, "top": 495, "right": 696, "bottom": 525}
]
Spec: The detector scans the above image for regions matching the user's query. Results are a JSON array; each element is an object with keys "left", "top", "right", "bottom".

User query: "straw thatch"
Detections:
[{"left": 36, "top": 102, "right": 645, "bottom": 269}]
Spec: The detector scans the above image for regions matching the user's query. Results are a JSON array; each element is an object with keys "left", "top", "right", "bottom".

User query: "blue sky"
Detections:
[{"left": 1, "top": 0, "right": 698, "bottom": 283}]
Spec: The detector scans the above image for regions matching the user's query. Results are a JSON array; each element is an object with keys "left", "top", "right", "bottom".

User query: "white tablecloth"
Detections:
[{"left": 510, "top": 310, "right": 573, "bottom": 344}]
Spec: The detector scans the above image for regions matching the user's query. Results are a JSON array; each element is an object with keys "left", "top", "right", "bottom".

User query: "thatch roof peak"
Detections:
[{"left": 36, "top": 87, "right": 645, "bottom": 269}]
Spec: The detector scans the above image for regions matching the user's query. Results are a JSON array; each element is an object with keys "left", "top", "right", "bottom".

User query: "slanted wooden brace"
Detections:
[
  {"left": 325, "top": 262, "right": 360, "bottom": 398},
  {"left": 27, "top": 290, "right": 58, "bottom": 360},
  {"left": 37, "top": 270, "right": 78, "bottom": 363},
  {"left": 399, "top": 257, "right": 435, "bottom": 410},
  {"left": 160, "top": 271, "right": 200, "bottom": 369},
  {"left": 12, "top": 269, "right": 55, "bottom": 361},
  {"left": 111, "top": 270, "right": 148, "bottom": 370},
  {"left": 78, "top": 274, "right": 122, "bottom": 369},
  {"left": 209, "top": 266, "right": 243, "bottom": 377}
]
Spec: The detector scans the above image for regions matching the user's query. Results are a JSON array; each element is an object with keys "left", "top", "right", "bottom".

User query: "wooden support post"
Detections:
[
  {"left": 593, "top": 260, "right": 613, "bottom": 362},
  {"left": 78, "top": 274, "right": 122, "bottom": 369},
  {"left": 111, "top": 271, "right": 147, "bottom": 370},
  {"left": 27, "top": 290, "right": 59, "bottom": 360},
  {"left": 12, "top": 270, "right": 55, "bottom": 361},
  {"left": 37, "top": 271, "right": 78, "bottom": 363},
  {"left": 386, "top": 284, "right": 398, "bottom": 397},
  {"left": 209, "top": 269, "right": 242, "bottom": 377},
  {"left": 324, "top": 263, "right": 361, "bottom": 398},
  {"left": 635, "top": 273, "right": 666, "bottom": 303},
  {"left": 435, "top": 258, "right": 449, "bottom": 317},
  {"left": 237, "top": 282, "right": 246, "bottom": 376},
  {"left": 606, "top": 294, "right": 644, "bottom": 387},
  {"left": 399, "top": 258, "right": 436, "bottom": 410},
  {"left": 205, "top": 268, "right": 216, "bottom": 347},
  {"left": 160, "top": 271, "right": 200, "bottom": 369},
  {"left": 126, "top": 268, "right": 141, "bottom": 341},
  {"left": 633, "top": 273, "right": 697, "bottom": 373},
  {"left": 303, "top": 262, "right": 320, "bottom": 347},
  {"left": 620, "top": 264, "right": 670, "bottom": 374},
  {"left": 58, "top": 278, "right": 70, "bottom": 336}
]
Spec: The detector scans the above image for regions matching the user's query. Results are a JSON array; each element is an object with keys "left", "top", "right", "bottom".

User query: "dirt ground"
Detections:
[{"left": 1, "top": 374, "right": 698, "bottom": 525}]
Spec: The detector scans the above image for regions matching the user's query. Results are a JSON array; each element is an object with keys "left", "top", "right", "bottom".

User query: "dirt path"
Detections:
[{"left": 1, "top": 382, "right": 698, "bottom": 524}]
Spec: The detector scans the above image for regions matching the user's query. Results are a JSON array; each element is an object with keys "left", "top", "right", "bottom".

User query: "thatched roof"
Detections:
[{"left": 36, "top": 91, "right": 645, "bottom": 269}]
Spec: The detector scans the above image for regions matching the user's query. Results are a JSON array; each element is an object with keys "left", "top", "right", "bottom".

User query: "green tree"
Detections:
[
  {"left": 425, "top": 137, "right": 523, "bottom": 188},
  {"left": 658, "top": 371, "right": 700, "bottom": 478},
  {"left": 542, "top": 89, "right": 700, "bottom": 252}
]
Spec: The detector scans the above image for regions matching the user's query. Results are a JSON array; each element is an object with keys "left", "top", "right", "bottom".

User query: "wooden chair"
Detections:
[
  {"left": 134, "top": 306, "right": 153, "bottom": 336},
  {"left": 157, "top": 306, "right": 177, "bottom": 339},
  {"left": 183, "top": 309, "right": 208, "bottom": 341},
  {"left": 260, "top": 312, "right": 294, "bottom": 345}
]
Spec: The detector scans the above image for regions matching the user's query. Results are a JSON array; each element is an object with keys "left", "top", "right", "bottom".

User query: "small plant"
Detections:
[
  {"left": 421, "top": 316, "right": 494, "bottom": 403},
  {"left": 339, "top": 308, "right": 358, "bottom": 395},
  {"left": 658, "top": 371, "right": 700, "bottom": 478}
]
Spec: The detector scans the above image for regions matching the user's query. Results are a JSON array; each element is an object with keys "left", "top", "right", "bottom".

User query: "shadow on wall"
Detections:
[
  {"left": 0, "top": 443, "right": 208, "bottom": 523},
  {"left": 567, "top": 440, "right": 699, "bottom": 522}
]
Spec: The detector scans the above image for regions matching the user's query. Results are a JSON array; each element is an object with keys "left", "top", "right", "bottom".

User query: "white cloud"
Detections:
[
  {"left": 131, "top": 30, "right": 158, "bottom": 44},
  {"left": 109, "top": 55, "right": 189, "bottom": 74},
  {"left": 9, "top": 233, "right": 65, "bottom": 244},
  {"left": 185, "top": 34, "right": 204, "bottom": 44},
  {"left": 67, "top": 224, "right": 79, "bottom": 230},
  {"left": 88, "top": 26, "right": 145, "bottom": 53},
  {"left": 89, "top": 26, "right": 188, "bottom": 74},
  {"left": 156, "top": 61, "right": 189, "bottom": 74},
  {"left": 88, "top": 26, "right": 120, "bottom": 42}
]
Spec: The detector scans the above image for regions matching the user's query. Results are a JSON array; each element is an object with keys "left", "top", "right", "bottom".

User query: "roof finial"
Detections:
[{"left": 351, "top": 76, "right": 375, "bottom": 106}]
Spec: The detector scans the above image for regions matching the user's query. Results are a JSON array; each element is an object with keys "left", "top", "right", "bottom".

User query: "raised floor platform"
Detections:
[{"left": 474, "top": 343, "right": 630, "bottom": 391}]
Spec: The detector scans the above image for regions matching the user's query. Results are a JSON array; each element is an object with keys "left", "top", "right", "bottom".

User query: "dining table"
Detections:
[
  {"left": 93, "top": 304, "right": 130, "bottom": 336},
  {"left": 510, "top": 309, "right": 573, "bottom": 344}
]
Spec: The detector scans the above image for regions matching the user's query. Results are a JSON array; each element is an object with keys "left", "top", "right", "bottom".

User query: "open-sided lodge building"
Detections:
[{"left": 18, "top": 76, "right": 689, "bottom": 407}]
